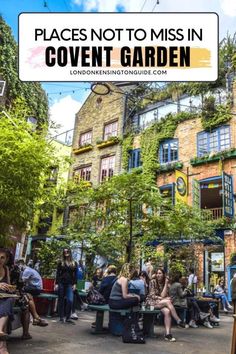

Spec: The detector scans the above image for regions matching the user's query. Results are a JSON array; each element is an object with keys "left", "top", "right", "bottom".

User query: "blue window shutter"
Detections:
[
  {"left": 129, "top": 149, "right": 141, "bottom": 169},
  {"left": 128, "top": 152, "right": 132, "bottom": 171},
  {"left": 222, "top": 172, "right": 234, "bottom": 218}
]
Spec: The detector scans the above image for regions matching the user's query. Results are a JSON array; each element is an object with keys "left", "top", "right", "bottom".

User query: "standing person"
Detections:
[
  {"left": 99, "top": 265, "right": 117, "bottom": 303},
  {"left": 188, "top": 268, "right": 198, "bottom": 295},
  {"left": 92, "top": 268, "right": 103, "bottom": 290},
  {"left": 231, "top": 274, "right": 236, "bottom": 314},
  {"left": 55, "top": 248, "right": 77, "bottom": 324},
  {"left": 109, "top": 263, "right": 140, "bottom": 309},
  {"left": 214, "top": 279, "right": 233, "bottom": 313},
  {"left": 145, "top": 268, "right": 185, "bottom": 342}
]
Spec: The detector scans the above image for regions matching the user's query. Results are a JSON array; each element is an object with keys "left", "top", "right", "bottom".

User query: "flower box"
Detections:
[
  {"left": 158, "top": 162, "right": 183, "bottom": 172},
  {"left": 96, "top": 138, "right": 120, "bottom": 149},
  {"left": 190, "top": 149, "right": 236, "bottom": 166},
  {"left": 73, "top": 145, "right": 93, "bottom": 154}
]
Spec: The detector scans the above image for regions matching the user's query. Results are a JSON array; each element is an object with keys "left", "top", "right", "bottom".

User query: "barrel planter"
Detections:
[{"left": 42, "top": 278, "right": 55, "bottom": 293}]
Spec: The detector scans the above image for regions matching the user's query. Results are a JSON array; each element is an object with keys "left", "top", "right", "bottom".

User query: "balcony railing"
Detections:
[{"left": 203, "top": 207, "right": 223, "bottom": 220}]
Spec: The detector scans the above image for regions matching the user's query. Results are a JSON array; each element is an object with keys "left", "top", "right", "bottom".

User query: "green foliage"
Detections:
[
  {"left": 140, "top": 111, "right": 198, "bottom": 181},
  {"left": 190, "top": 148, "right": 236, "bottom": 166},
  {"left": 0, "top": 17, "right": 48, "bottom": 125},
  {"left": 122, "top": 134, "right": 134, "bottom": 170},
  {"left": 201, "top": 101, "right": 232, "bottom": 130},
  {"left": 37, "top": 238, "right": 70, "bottom": 277},
  {"left": 0, "top": 100, "right": 56, "bottom": 242},
  {"left": 66, "top": 174, "right": 216, "bottom": 265}
]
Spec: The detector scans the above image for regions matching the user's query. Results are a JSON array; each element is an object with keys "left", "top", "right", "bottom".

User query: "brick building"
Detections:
[
  {"left": 71, "top": 83, "right": 126, "bottom": 185},
  {"left": 127, "top": 82, "right": 236, "bottom": 290}
]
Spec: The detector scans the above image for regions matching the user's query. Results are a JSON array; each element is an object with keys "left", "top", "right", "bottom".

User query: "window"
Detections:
[
  {"left": 74, "top": 166, "right": 91, "bottom": 182},
  {"left": 160, "top": 139, "right": 178, "bottom": 164},
  {"left": 128, "top": 149, "right": 141, "bottom": 170},
  {"left": 197, "top": 126, "right": 230, "bottom": 157},
  {"left": 104, "top": 121, "right": 118, "bottom": 140},
  {"left": 80, "top": 130, "right": 92, "bottom": 146},
  {"left": 100, "top": 156, "right": 115, "bottom": 181},
  {"left": 139, "top": 109, "right": 158, "bottom": 130}
]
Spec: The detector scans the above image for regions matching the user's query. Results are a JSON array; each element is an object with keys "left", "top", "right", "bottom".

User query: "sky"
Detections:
[{"left": 1, "top": 0, "right": 236, "bottom": 137}]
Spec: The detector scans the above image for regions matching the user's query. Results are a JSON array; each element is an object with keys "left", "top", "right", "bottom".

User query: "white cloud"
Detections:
[
  {"left": 72, "top": 0, "right": 144, "bottom": 12},
  {"left": 49, "top": 95, "right": 81, "bottom": 138},
  {"left": 220, "top": 0, "right": 236, "bottom": 17}
]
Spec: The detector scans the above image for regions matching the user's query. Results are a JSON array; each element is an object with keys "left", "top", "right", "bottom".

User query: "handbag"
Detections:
[
  {"left": 122, "top": 312, "right": 145, "bottom": 344},
  {"left": 86, "top": 288, "right": 106, "bottom": 305}
]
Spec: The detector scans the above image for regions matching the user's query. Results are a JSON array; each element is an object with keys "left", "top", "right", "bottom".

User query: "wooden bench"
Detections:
[
  {"left": 34, "top": 293, "right": 58, "bottom": 317},
  {"left": 87, "top": 304, "right": 160, "bottom": 337}
]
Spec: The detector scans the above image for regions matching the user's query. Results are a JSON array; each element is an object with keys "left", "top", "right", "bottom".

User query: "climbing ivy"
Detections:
[
  {"left": 140, "top": 112, "right": 198, "bottom": 182},
  {"left": 0, "top": 17, "right": 48, "bottom": 125},
  {"left": 122, "top": 134, "right": 134, "bottom": 170},
  {"left": 201, "top": 97, "right": 232, "bottom": 130}
]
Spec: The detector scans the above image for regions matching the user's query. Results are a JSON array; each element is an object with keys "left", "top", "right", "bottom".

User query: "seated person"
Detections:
[
  {"left": 109, "top": 263, "right": 140, "bottom": 310},
  {"left": 139, "top": 271, "right": 150, "bottom": 296},
  {"left": 15, "top": 260, "right": 48, "bottom": 327},
  {"left": 17, "top": 259, "right": 42, "bottom": 296},
  {"left": 99, "top": 265, "right": 117, "bottom": 303},
  {"left": 214, "top": 280, "right": 232, "bottom": 313},
  {"left": 145, "top": 268, "right": 185, "bottom": 342},
  {"left": 92, "top": 268, "right": 103, "bottom": 290},
  {"left": 180, "top": 277, "right": 219, "bottom": 328},
  {"left": 169, "top": 272, "right": 188, "bottom": 324},
  {"left": 129, "top": 269, "right": 145, "bottom": 302}
]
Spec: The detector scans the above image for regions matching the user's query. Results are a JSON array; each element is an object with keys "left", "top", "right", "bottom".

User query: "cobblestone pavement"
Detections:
[{"left": 8, "top": 312, "right": 233, "bottom": 354}]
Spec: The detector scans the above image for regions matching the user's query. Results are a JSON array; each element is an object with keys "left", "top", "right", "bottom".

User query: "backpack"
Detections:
[
  {"left": 86, "top": 288, "right": 106, "bottom": 305},
  {"left": 122, "top": 312, "right": 145, "bottom": 344}
]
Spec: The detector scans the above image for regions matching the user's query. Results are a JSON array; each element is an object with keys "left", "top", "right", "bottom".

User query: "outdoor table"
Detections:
[
  {"left": 231, "top": 314, "right": 236, "bottom": 354},
  {"left": 35, "top": 293, "right": 58, "bottom": 317},
  {"left": 140, "top": 308, "right": 161, "bottom": 338}
]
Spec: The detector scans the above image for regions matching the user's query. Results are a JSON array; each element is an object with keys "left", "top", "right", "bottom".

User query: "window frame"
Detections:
[
  {"left": 79, "top": 130, "right": 92, "bottom": 147},
  {"left": 159, "top": 139, "right": 179, "bottom": 164},
  {"left": 74, "top": 165, "right": 92, "bottom": 182},
  {"left": 103, "top": 120, "right": 118, "bottom": 141},
  {"left": 100, "top": 155, "right": 115, "bottom": 182},
  {"left": 197, "top": 125, "right": 231, "bottom": 157},
  {"left": 128, "top": 148, "right": 142, "bottom": 170}
]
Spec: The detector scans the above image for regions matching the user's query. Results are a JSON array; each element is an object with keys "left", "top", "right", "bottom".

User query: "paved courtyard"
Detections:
[{"left": 8, "top": 312, "right": 233, "bottom": 354}]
